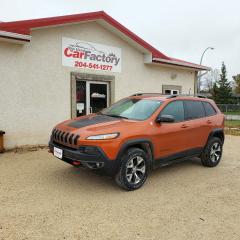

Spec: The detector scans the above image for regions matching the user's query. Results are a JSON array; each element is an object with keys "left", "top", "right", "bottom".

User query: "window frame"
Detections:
[{"left": 157, "top": 100, "right": 186, "bottom": 123}]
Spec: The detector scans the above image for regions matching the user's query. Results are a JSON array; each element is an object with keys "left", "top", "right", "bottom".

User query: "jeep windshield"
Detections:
[{"left": 100, "top": 98, "right": 162, "bottom": 120}]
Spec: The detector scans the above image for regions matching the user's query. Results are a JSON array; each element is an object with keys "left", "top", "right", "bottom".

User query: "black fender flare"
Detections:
[
  {"left": 116, "top": 138, "right": 155, "bottom": 170},
  {"left": 207, "top": 128, "right": 225, "bottom": 145}
]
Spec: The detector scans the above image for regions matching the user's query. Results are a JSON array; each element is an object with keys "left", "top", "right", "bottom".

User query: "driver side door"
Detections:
[{"left": 152, "top": 100, "right": 190, "bottom": 163}]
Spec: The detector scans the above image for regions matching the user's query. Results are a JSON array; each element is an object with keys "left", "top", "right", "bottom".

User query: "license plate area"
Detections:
[{"left": 54, "top": 147, "right": 63, "bottom": 159}]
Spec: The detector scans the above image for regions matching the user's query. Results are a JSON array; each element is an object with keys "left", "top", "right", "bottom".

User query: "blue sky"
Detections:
[{"left": 1, "top": 0, "right": 239, "bottom": 78}]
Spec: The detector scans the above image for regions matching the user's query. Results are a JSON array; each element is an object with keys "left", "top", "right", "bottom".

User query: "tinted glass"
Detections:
[
  {"left": 160, "top": 101, "right": 185, "bottom": 122},
  {"left": 185, "top": 100, "right": 205, "bottom": 120},
  {"left": 101, "top": 98, "right": 162, "bottom": 120},
  {"left": 203, "top": 102, "right": 216, "bottom": 116}
]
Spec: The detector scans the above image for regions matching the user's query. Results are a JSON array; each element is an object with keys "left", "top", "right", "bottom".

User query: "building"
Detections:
[{"left": 0, "top": 11, "right": 209, "bottom": 149}]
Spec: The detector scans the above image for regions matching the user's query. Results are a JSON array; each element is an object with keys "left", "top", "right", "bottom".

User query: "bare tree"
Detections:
[{"left": 202, "top": 69, "right": 220, "bottom": 93}]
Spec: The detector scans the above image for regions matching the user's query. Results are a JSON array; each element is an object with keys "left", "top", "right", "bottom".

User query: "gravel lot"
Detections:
[{"left": 0, "top": 135, "right": 240, "bottom": 240}]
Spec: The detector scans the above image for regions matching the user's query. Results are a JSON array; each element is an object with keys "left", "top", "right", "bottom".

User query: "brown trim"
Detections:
[
  {"left": 71, "top": 73, "right": 77, "bottom": 118},
  {"left": 194, "top": 71, "right": 198, "bottom": 94},
  {"left": 71, "top": 72, "right": 115, "bottom": 118}
]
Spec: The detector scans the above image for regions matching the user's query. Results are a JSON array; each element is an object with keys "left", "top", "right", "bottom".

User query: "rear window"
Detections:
[
  {"left": 202, "top": 102, "right": 217, "bottom": 116},
  {"left": 184, "top": 100, "right": 205, "bottom": 120}
]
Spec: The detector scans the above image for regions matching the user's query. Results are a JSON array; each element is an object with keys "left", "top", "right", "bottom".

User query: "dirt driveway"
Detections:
[{"left": 0, "top": 136, "right": 240, "bottom": 240}]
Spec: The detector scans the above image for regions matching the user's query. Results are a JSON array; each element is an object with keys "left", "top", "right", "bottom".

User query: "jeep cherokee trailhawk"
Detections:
[{"left": 49, "top": 94, "right": 225, "bottom": 190}]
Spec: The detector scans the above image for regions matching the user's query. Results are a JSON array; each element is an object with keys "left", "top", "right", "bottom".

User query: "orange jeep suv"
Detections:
[{"left": 49, "top": 94, "right": 225, "bottom": 190}]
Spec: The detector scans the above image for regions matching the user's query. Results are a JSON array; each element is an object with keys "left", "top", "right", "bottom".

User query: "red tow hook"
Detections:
[{"left": 72, "top": 161, "right": 81, "bottom": 166}]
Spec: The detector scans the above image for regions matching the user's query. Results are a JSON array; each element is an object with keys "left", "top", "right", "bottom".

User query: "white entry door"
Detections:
[{"left": 76, "top": 81, "right": 109, "bottom": 116}]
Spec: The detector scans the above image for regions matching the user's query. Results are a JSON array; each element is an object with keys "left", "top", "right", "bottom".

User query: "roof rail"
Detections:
[
  {"left": 131, "top": 93, "right": 163, "bottom": 96},
  {"left": 166, "top": 94, "right": 207, "bottom": 99},
  {"left": 131, "top": 93, "right": 207, "bottom": 99},
  {"left": 196, "top": 94, "right": 207, "bottom": 99}
]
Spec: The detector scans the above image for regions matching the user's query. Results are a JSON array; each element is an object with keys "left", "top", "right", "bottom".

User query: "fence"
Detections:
[{"left": 217, "top": 104, "right": 240, "bottom": 115}]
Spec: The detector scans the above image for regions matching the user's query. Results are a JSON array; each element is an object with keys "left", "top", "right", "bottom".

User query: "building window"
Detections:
[
  {"left": 164, "top": 89, "right": 180, "bottom": 95},
  {"left": 162, "top": 85, "right": 182, "bottom": 95}
]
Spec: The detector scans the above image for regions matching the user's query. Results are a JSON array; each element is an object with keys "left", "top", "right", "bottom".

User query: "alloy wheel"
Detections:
[
  {"left": 126, "top": 156, "right": 146, "bottom": 185},
  {"left": 210, "top": 142, "right": 222, "bottom": 163}
]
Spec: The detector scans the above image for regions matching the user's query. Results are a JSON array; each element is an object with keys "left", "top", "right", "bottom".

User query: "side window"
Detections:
[
  {"left": 184, "top": 100, "right": 205, "bottom": 120},
  {"left": 202, "top": 102, "right": 217, "bottom": 116},
  {"left": 160, "top": 101, "right": 185, "bottom": 122}
]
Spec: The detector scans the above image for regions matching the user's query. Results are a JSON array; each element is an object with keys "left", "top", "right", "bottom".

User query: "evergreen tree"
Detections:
[
  {"left": 212, "top": 82, "right": 219, "bottom": 101},
  {"left": 213, "top": 62, "right": 232, "bottom": 103}
]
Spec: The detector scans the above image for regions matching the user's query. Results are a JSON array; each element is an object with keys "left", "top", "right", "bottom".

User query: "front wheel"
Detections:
[
  {"left": 201, "top": 137, "right": 223, "bottom": 167},
  {"left": 115, "top": 148, "right": 148, "bottom": 191}
]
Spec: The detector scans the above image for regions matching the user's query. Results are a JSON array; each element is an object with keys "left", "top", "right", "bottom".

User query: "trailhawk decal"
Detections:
[
  {"left": 68, "top": 115, "right": 118, "bottom": 128},
  {"left": 62, "top": 37, "right": 122, "bottom": 73}
]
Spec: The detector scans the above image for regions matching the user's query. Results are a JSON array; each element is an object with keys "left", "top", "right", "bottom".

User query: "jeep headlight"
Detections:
[{"left": 86, "top": 133, "right": 119, "bottom": 140}]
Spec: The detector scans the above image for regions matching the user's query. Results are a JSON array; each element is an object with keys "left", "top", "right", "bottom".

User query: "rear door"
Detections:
[
  {"left": 183, "top": 100, "right": 208, "bottom": 149},
  {"left": 202, "top": 101, "right": 218, "bottom": 140}
]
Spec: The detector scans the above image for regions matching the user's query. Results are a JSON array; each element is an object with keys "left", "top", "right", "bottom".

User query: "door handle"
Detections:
[
  {"left": 181, "top": 124, "right": 189, "bottom": 128},
  {"left": 207, "top": 120, "right": 212, "bottom": 124}
]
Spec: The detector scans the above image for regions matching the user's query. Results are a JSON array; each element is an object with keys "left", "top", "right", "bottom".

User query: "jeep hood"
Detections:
[{"left": 59, "top": 114, "right": 139, "bottom": 134}]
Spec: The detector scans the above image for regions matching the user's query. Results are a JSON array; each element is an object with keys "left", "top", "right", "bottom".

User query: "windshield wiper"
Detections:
[{"left": 104, "top": 114, "right": 129, "bottom": 119}]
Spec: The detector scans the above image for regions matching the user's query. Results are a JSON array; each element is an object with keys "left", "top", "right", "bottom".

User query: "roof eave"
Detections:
[
  {"left": 0, "top": 12, "right": 211, "bottom": 71},
  {"left": 0, "top": 30, "right": 31, "bottom": 44},
  {"left": 152, "top": 58, "right": 211, "bottom": 71},
  {"left": 0, "top": 11, "right": 169, "bottom": 59}
]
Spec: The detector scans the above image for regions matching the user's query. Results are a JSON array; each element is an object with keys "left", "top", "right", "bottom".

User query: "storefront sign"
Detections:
[{"left": 62, "top": 37, "right": 121, "bottom": 72}]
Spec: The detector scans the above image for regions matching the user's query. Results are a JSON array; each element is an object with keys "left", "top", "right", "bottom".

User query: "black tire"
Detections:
[
  {"left": 201, "top": 137, "right": 223, "bottom": 167},
  {"left": 115, "top": 147, "right": 148, "bottom": 191}
]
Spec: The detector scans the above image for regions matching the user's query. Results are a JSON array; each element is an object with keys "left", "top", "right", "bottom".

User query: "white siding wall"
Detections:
[{"left": 0, "top": 22, "right": 195, "bottom": 149}]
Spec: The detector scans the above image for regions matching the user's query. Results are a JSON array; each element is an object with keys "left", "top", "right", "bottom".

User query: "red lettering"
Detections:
[
  {"left": 72, "top": 51, "right": 79, "bottom": 58},
  {"left": 78, "top": 51, "right": 85, "bottom": 59},
  {"left": 64, "top": 48, "right": 85, "bottom": 59},
  {"left": 72, "top": 51, "right": 85, "bottom": 58},
  {"left": 64, "top": 48, "right": 72, "bottom": 57}
]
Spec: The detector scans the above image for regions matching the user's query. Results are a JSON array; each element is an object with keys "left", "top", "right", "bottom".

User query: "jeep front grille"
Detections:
[{"left": 52, "top": 129, "right": 80, "bottom": 146}]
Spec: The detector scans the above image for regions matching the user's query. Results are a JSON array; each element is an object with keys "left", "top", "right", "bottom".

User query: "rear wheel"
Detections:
[
  {"left": 115, "top": 148, "right": 148, "bottom": 191},
  {"left": 201, "top": 137, "right": 223, "bottom": 167}
]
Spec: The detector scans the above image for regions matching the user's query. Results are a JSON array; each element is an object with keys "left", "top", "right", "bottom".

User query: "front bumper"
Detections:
[{"left": 49, "top": 140, "right": 119, "bottom": 176}]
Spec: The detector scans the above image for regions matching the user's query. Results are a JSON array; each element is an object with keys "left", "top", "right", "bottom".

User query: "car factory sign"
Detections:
[{"left": 62, "top": 37, "right": 122, "bottom": 72}]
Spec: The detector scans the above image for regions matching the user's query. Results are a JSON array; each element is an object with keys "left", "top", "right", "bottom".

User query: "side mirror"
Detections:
[{"left": 156, "top": 115, "right": 175, "bottom": 123}]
